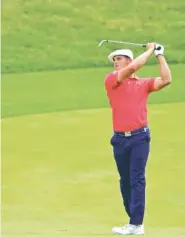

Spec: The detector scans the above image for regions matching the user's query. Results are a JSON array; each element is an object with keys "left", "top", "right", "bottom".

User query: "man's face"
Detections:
[{"left": 113, "top": 55, "right": 132, "bottom": 71}]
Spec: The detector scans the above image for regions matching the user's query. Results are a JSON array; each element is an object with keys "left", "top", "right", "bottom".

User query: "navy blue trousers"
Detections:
[{"left": 110, "top": 128, "right": 150, "bottom": 225}]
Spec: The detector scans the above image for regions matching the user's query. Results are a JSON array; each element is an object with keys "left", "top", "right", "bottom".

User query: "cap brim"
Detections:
[{"left": 108, "top": 52, "right": 133, "bottom": 62}]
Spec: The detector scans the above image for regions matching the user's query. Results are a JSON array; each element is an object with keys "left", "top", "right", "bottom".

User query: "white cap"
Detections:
[{"left": 108, "top": 49, "right": 134, "bottom": 62}]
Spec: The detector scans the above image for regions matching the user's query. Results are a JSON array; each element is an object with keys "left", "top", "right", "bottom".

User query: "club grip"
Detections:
[{"left": 143, "top": 44, "right": 161, "bottom": 50}]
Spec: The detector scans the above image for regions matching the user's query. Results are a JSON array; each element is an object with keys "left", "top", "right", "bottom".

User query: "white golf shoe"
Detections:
[{"left": 112, "top": 224, "right": 144, "bottom": 235}]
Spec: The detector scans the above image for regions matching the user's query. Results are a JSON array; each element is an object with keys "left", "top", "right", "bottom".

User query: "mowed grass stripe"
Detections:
[
  {"left": 2, "top": 103, "right": 185, "bottom": 237},
  {"left": 2, "top": 64, "right": 185, "bottom": 118}
]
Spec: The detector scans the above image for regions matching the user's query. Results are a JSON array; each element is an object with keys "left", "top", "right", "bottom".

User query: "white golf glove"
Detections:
[{"left": 154, "top": 44, "right": 164, "bottom": 57}]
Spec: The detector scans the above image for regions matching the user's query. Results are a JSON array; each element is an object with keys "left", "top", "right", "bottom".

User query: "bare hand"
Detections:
[{"left": 146, "top": 43, "right": 156, "bottom": 51}]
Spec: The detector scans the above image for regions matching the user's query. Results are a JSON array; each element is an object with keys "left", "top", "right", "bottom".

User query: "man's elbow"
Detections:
[
  {"left": 165, "top": 76, "right": 172, "bottom": 85},
  {"left": 161, "top": 74, "right": 172, "bottom": 86}
]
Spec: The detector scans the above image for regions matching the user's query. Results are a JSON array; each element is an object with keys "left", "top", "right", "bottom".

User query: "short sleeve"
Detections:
[
  {"left": 144, "top": 78, "right": 157, "bottom": 93},
  {"left": 104, "top": 71, "right": 119, "bottom": 90}
]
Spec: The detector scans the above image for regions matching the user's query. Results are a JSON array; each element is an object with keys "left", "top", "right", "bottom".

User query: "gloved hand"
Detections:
[{"left": 154, "top": 44, "right": 164, "bottom": 57}]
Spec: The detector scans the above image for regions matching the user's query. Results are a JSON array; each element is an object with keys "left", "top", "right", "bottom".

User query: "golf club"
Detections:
[{"left": 98, "top": 40, "right": 161, "bottom": 50}]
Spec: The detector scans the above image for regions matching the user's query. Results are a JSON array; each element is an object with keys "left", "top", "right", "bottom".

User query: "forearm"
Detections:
[
  {"left": 130, "top": 48, "right": 154, "bottom": 71},
  {"left": 118, "top": 48, "right": 154, "bottom": 82},
  {"left": 157, "top": 55, "right": 172, "bottom": 83}
]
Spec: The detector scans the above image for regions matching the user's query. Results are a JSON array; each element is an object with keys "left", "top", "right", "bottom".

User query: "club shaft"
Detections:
[
  {"left": 106, "top": 40, "right": 145, "bottom": 47},
  {"left": 98, "top": 40, "right": 161, "bottom": 50}
]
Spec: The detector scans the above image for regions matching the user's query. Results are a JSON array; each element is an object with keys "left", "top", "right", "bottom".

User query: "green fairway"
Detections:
[
  {"left": 2, "top": 102, "right": 185, "bottom": 237},
  {"left": 2, "top": 1, "right": 185, "bottom": 236},
  {"left": 2, "top": 64, "right": 185, "bottom": 118}
]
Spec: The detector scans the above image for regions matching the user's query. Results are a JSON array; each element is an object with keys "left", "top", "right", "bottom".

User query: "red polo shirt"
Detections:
[{"left": 104, "top": 71, "right": 156, "bottom": 132}]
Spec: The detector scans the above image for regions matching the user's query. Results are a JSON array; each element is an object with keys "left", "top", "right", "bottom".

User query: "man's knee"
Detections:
[{"left": 130, "top": 173, "right": 146, "bottom": 188}]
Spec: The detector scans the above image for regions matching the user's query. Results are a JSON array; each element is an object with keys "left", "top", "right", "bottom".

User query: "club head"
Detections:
[{"left": 98, "top": 40, "right": 108, "bottom": 47}]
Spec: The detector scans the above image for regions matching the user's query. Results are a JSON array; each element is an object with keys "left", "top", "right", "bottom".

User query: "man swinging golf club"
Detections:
[{"left": 104, "top": 43, "right": 172, "bottom": 235}]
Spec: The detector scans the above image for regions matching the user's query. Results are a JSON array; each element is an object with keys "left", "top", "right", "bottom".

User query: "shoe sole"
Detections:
[{"left": 112, "top": 230, "right": 144, "bottom": 235}]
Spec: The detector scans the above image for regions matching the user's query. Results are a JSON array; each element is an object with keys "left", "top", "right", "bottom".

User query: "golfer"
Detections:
[{"left": 104, "top": 43, "right": 171, "bottom": 235}]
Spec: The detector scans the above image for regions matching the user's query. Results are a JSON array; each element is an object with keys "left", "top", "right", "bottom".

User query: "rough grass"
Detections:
[{"left": 2, "top": 0, "right": 185, "bottom": 73}]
